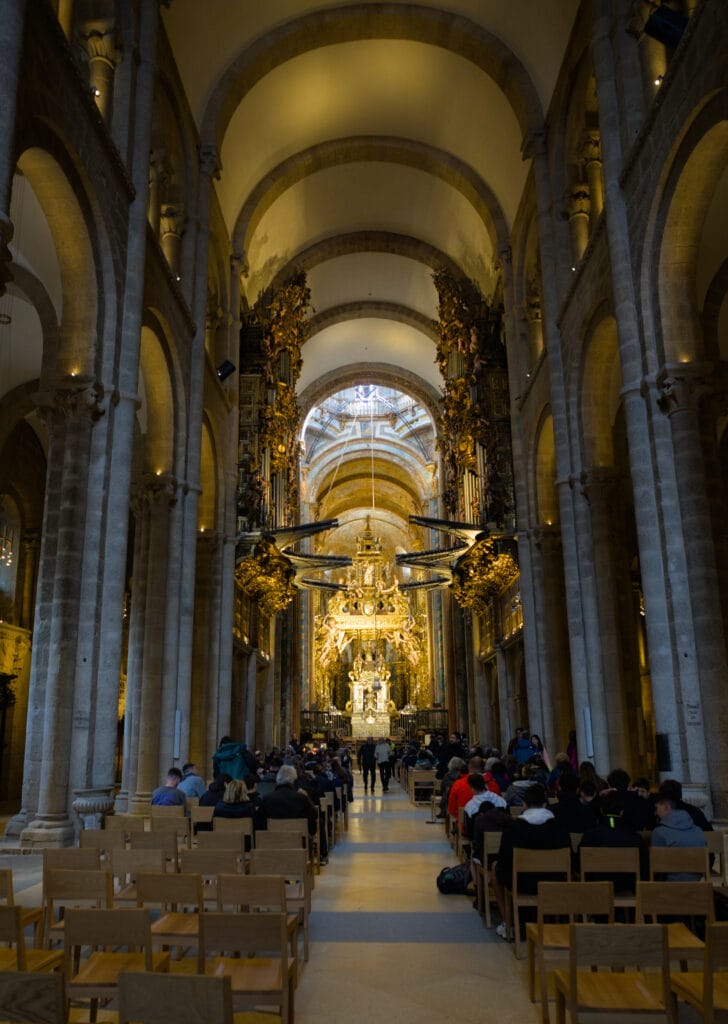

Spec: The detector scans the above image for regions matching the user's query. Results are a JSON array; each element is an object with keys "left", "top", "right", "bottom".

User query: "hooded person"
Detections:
[
  {"left": 212, "top": 737, "right": 257, "bottom": 780},
  {"left": 651, "top": 793, "right": 707, "bottom": 879}
]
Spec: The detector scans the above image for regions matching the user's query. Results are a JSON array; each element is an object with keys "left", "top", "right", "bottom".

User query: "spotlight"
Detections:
[
  {"left": 216, "top": 360, "right": 236, "bottom": 382},
  {"left": 643, "top": 5, "right": 687, "bottom": 49}
]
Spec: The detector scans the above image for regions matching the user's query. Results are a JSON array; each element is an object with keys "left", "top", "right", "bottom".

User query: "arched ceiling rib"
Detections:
[{"left": 305, "top": 302, "right": 437, "bottom": 343}]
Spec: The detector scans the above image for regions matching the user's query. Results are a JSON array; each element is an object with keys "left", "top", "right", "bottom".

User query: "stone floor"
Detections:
[{"left": 2, "top": 780, "right": 704, "bottom": 1022}]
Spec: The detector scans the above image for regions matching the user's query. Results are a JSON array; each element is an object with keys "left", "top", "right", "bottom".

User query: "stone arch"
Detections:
[
  {"left": 648, "top": 89, "right": 728, "bottom": 363},
  {"left": 14, "top": 147, "right": 98, "bottom": 375},
  {"left": 138, "top": 324, "right": 176, "bottom": 476},
  {"left": 534, "top": 409, "right": 558, "bottom": 526},
  {"left": 305, "top": 302, "right": 437, "bottom": 344},
  {"left": 579, "top": 312, "right": 622, "bottom": 467},
  {"left": 233, "top": 136, "right": 509, "bottom": 261},
  {"left": 201, "top": 4, "right": 543, "bottom": 149}
]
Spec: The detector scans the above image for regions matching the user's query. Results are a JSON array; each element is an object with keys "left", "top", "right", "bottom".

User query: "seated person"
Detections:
[
  {"left": 462, "top": 773, "right": 506, "bottom": 838},
  {"left": 578, "top": 793, "right": 649, "bottom": 890},
  {"left": 651, "top": 792, "right": 707, "bottom": 879},
  {"left": 151, "top": 767, "right": 186, "bottom": 808},
  {"left": 213, "top": 778, "right": 264, "bottom": 843},
  {"left": 600, "top": 768, "right": 651, "bottom": 831},
  {"left": 471, "top": 799, "right": 512, "bottom": 867},
  {"left": 492, "top": 783, "right": 570, "bottom": 939},
  {"left": 552, "top": 774, "right": 599, "bottom": 834}
]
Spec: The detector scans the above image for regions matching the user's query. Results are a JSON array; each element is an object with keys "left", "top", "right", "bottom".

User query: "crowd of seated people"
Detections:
[{"left": 422, "top": 727, "right": 716, "bottom": 939}]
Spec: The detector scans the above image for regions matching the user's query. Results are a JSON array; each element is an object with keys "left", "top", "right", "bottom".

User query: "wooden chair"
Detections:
[
  {"left": 135, "top": 871, "right": 203, "bottom": 956},
  {"left": 103, "top": 814, "right": 147, "bottom": 838},
  {"left": 649, "top": 845, "right": 710, "bottom": 881},
  {"left": 217, "top": 873, "right": 301, "bottom": 973},
  {"left": 111, "top": 847, "right": 166, "bottom": 904},
  {"left": 0, "top": 906, "right": 64, "bottom": 973},
  {"left": 249, "top": 849, "right": 311, "bottom": 961},
  {"left": 118, "top": 971, "right": 234, "bottom": 1024},
  {"left": 506, "top": 847, "right": 572, "bottom": 960},
  {"left": 150, "top": 814, "right": 191, "bottom": 850},
  {"left": 670, "top": 921, "right": 728, "bottom": 1021},
  {"left": 197, "top": 911, "right": 294, "bottom": 1023},
  {"left": 553, "top": 923, "right": 674, "bottom": 1023},
  {"left": 268, "top": 817, "right": 318, "bottom": 872},
  {"left": 78, "top": 828, "right": 125, "bottom": 862},
  {"left": 473, "top": 832, "right": 502, "bottom": 927},
  {"left": 190, "top": 805, "right": 215, "bottom": 833},
  {"left": 42, "top": 868, "right": 113, "bottom": 949},
  {"left": 579, "top": 845, "right": 641, "bottom": 916},
  {"left": 129, "top": 828, "right": 179, "bottom": 870},
  {"left": 636, "top": 880, "right": 715, "bottom": 967},
  {"left": 0, "top": 867, "right": 44, "bottom": 948},
  {"left": 179, "top": 848, "right": 239, "bottom": 906},
  {"left": 0, "top": 971, "right": 65, "bottom": 1024},
  {"left": 149, "top": 804, "right": 185, "bottom": 818},
  {"left": 42, "top": 848, "right": 100, "bottom": 873},
  {"left": 255, "top": 832, "right": 305, "bottom": 851},
  {"left": 63, "top": 908, "right": 169, "bottom": 1020},
  {"left": 408, "top": 769, "right": 435, "bottom": 804},
  {"left": 524, "top": 881, "right": 614, "bottom": 1021},
  {"left": 705, "top": 831, "right": 728, "bottom": 886}
]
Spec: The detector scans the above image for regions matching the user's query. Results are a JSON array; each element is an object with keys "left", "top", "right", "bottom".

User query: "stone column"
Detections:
[
  {"left": 591, "top": 0, "right": 711, "bottom": 801},
  {"left": 0, "top": 0, "right": 26, "bottom": 297},
  {"left": 494, "top": 642, "right": 515, "bottom": 746},
  {"left": 582, "top": 132, "right": 604, "bottom": 225},
  {"left": 627, "top": 0, "right": 667, "bottom": 105},
  {"left": 655, "top": 368, "right": 727, "bottom": 808},
  {"left": 129, "top": 472, "right": 178, "bottom": 812},
  {"left": 77, "top": 20, "right": 119, "bottom": 124},
  {"left": 579, "top": 467, "right": 629, "bottom": 769},
  {"left": 19, "top": 378, "right": 105, "bottom": 847},
  {"left": 190, "top": 529, "right": 222, "bottom": 766},
  {"left": 566, "top": 184, "right": 591, "bottom": 264},
  {"left": 19, "top": 530, "right": 39, "bottom": 630}
]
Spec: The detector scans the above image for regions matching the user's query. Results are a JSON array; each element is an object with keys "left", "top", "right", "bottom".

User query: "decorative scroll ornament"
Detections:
[
  {"left": 235, "top": 535, "right": 296, "bottom": 617},
  {"left": 450, "top": 538, "right": 519, "bottom": 614}
]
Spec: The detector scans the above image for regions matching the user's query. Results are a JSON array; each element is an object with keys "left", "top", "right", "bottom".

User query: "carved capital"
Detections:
[
  {"left": 135, "top": 471, "right": 179, "bottom": 509},
  {"left": 566, "top": 184, "right": 591, "bottom": 219},
  {"left": 77, "top": 21, "right": 120, "bottom": 66},
  {"left": 581, "top": 131, "right": 602, "bottom": 166},
  {"left": 199, "top": 145, "right": 221, "bottom": 180},
  {"left": 523, "top": 275, "right": 542, "bottom": 323},
  {"left": 160, "top": 203, "right": 186, "bottom": 239},
  {"left": 34, "top": 376, "right": 106, "bottom": 427},
  {"left": 655, "top": 364, "right": 714, "bottom": 416}
]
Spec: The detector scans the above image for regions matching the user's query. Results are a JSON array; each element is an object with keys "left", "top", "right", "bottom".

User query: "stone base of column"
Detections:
[
  {"left": 129, "top": 793, "right": 153, "bottom": 815},
  {"left": 113, "top": 790, "right": 129, "bottom": 813},
  {"left": 3, "top": 808, "right": 30, "bottom": 838},
  {"left": 20, "top": 815, "right": 75, "bottom": 849}
]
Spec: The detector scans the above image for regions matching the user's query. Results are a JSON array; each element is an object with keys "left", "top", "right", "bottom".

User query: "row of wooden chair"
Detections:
[{"left": 526, "top": 880, "right": 718, "bottom": 1022}]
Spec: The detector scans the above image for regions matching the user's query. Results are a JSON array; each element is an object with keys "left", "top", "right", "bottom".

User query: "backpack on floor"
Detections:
[{"left": 436, "top": 861, "right": 471, "bottom": 894}]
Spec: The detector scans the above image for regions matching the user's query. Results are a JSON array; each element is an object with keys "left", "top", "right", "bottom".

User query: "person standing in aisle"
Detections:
[
  {"left": 357, "top": 736, "right": 377, "bottom": 794},
  {"left": 375, "top": 736, "right": 392, "bottom": 792}
]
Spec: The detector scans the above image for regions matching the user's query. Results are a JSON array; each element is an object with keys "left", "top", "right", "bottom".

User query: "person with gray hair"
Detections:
[
  {"left": 261, "top": 763, "right": 317, "bottom": 836},
  {"left": 435, "top": 756, "right": 468, "bottom": 819}
]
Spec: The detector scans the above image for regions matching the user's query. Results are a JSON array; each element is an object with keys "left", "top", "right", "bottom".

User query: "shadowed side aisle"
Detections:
[{"left": 295, "top": 780, "right": 541, "bottom": 1024}]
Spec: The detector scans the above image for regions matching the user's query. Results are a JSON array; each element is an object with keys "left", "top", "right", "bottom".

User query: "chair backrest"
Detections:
[
  {"left": 79, "top": 829, "right": 126, "bottom": 855},
  {"left": 43, "top": 848, "right": 100, "bottom": 872},
  {"left": 150, "top": 815, "right": 190, "bottom": 845},
  {"left": 0, "top": 970, "right": 65, "bottom": 1024},
  {"left": 579, "top": 845, "right": 640, "bottom": 879},
  {"left": 267, "top": 818, "right": 308, "bottom": 835},
  {"left": 249, "top": 848, "right": 308, "bottom": 883},
  {"left": 149, "top": 804, "right": 185, "bottom": 818},
  {"left": 483, "top": 832, "right": 503, "bottom": 858},
  {"left": 129, "top": 829, "right": 179, "bottom": 866},
  {"left": 63, "top": 908, "right": 153, "bottom": 967},
  {"left": 636, "top": 880, "right": 715, "bottom": 922},
  {"left": 213, "top": 817, "right": 254, "bottom": 836},
  {"left": 43, "top": 868, "right": 114, "bottom": 912},
  {"left": 135, "top": 872, "right": 203, "bottom": 911},
  {"left": 197, "top": 911, "right": 287, "bottom": 972},
  {"left": 255, "top": 832, "right": 304, "bottom": 851},
  {"left": 179, "top": 848, "right": 239, "bottom": 879},
  {"left": 216, "top": 873, "right": 287, "bottom": 913},
  {"left": 118, "top": 971, "right": 232, "bottom": 1024},
  {"left": 705, "top": 831, "right": 727, "bottom": 883},
  {"left": 195, "top": 831, "right": 245, "bottom": 852},
  {"left": 702, "top": 923, "right": 728, "bottom": 1017},
  {"left": 111, "top": 847, "right": 166, "bottom": 886},
  {"left": 565, "top": 923, "right": 669, "bottom": 1003},
  {"left": 0, "top": 905, "right": 27, "bottom": 970},
  {"left": 536, "top": 881, "right": 614, "bottom": 922},
  {"left": 104, "top": 814, "right": 147, "bottom": 835},
  {"left": 512, "top": 847, "right": 572, "bottom": 890},
  {"left": 649, "top": 845, "right": 709, "bottom": 880},
  {"left": 191, "top": 806, "right": 214, "bottom": 827}
]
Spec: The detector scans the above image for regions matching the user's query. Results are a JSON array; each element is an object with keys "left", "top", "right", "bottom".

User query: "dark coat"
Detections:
[{"left": 261, "top": 784, "right": 317, "bottom": 836}]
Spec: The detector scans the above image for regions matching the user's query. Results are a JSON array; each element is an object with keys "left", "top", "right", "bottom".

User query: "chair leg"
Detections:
[{"left": 527, "top": 936, "right": 536, "bottom": 1001}]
